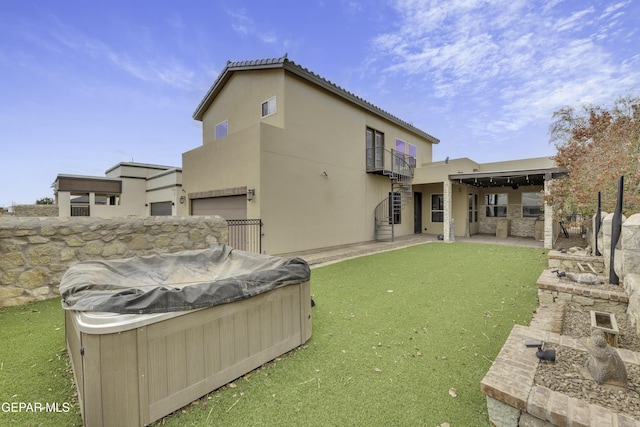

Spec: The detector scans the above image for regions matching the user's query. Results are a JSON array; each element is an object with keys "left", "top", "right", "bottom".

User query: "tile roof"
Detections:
[{"left": 193, "top": 55, "right": 439, "bottom": 143}]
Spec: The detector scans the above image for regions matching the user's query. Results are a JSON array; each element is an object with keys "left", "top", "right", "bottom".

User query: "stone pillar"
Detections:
[
  {"left": 593, "top": 211, "right": 608, "bottom": 256},
  {"left": 603, "top": 213, "right": 612, "bottom": 277},
  {"left": 603, "top": 212, "right": 626, "bottom": 284},
  {"left": 621, "top": 214, "right": 640, "bottom": 285},
  {"left": 543, "top": 181, "right": 554, "bottom": 249},
  {"left": 443, "top": 180, "right": 453, "bottom": 242}
]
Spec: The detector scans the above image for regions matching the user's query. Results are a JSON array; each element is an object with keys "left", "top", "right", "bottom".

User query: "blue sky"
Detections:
[{"left": 1, "top": 0, "right": 639, "bottom": 207}]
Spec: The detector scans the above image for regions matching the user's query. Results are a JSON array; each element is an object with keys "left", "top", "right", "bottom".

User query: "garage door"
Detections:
[
  {"left": 150, "top": 201, "right": 172, "bottom": 216},
  {"left": 191, "top": 195, "right": 246, "bottom": 219}
]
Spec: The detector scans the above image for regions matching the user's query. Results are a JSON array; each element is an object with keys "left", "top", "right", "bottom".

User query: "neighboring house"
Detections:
[
  {"left": 53, "top": 162, "right": 186, "bottom": 217},
  {"left": 183, "top": 55, "right": 566, "bottom": 254}
]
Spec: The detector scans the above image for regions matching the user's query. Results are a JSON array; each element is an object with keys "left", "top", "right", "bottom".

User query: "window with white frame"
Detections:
[
  {"left": 261, "top": 96, "right": 276, "bottom": 118},
  {"left": 522, "top": 192, "right": 543, "bottom": 217},
  {"left": 431, "top": 194, "right": 444, "bottom": 222},
  {"left": 486, "top": 193, "right": 507, "bottom": 217},
  {"left": 215, "top": 120, "right": 228, "bottom": 139}
]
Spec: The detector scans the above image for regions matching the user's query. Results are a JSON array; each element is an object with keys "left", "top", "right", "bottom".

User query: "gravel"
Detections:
[{"left": 534, "top": 302, "right": 640, "bottom": 419}]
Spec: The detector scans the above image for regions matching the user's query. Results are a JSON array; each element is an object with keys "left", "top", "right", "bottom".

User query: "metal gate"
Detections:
[
  {"left": 559, "top": 214, "right": 586, "bottom": 238},
  {"left": 227, "top": 219, "right": 262, "bottom": 253}
]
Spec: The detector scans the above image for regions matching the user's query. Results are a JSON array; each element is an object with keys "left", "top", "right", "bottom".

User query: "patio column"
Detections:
[
  {"left": 543, "top": 179, "right": 553, "bottom": 249},
  {"left": 57, "top": 192, "right": 71, "bottom": 217},
  {"left": 444, "top": 179, "right": 454, "bottom": 242}
]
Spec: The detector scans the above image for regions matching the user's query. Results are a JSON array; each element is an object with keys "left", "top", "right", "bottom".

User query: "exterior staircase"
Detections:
[{"left": 373, "top": 149, "right": 414, "bottom": 241}]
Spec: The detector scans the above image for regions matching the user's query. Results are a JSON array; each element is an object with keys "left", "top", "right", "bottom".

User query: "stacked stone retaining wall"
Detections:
[
  {"left": 12, "top": 204, "right": 59, "bottom": 217},
  {"left": 0, "top": 215, "right": 228, "bottom": 308}
]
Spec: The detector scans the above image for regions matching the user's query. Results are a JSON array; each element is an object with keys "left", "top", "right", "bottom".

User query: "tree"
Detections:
[
  {"left": 35, "top": 197, "right": 54, "bottom": 205},
  {"left": 546, "top": 94, "right": 640, "bottom": 218}
]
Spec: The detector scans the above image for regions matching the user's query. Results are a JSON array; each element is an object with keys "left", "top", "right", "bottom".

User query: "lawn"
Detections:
[{"left": 0, "top": 242, "right": 547, "bottom": 426}]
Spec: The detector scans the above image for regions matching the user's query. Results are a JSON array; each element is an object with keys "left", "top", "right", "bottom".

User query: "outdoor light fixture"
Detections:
[
  {"left": 179, "top": 189, "right": 186, "bottom": 204},
  {"left": 247, "top": 188, "right": 255, "bottom": 201}
]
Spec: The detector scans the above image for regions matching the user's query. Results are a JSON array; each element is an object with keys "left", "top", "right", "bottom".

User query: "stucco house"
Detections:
[
  {"left": 53, "top": 162, "right": 186, "bottom": 217},
  {"left": 183, "top": 55, "right": 566, "bottom": 254},
  {"left": 51, "top": 55, "right": 566, "bottom": 254}
]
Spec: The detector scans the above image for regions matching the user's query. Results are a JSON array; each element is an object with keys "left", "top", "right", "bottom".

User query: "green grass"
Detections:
[
  {"left": 0, "top": 242, "right": 547, "bottom": 427},
  {"left": 0, "top": 297, "right": 82, "bottom": 426}
]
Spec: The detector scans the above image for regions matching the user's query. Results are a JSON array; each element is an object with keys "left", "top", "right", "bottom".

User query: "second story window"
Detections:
[
  {"left": 366, "top": 127, "right": 384, "bottom": 170},
  {"left": 394, "top": 139, "right": 417, "bottom": 168},
  {"left": 261, "top": 96, "right": 276, "bottom": 117},
  {"left": 408, "top": 144, "right": 417, "bottom": 167},
  {"left": 215, "top": 120, "right": 228, "bottom": 139}
]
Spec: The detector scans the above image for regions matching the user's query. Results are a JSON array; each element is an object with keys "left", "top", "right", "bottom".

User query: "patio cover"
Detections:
[{"left": 60, "top": 244, "right": 310, "bottom": 314}]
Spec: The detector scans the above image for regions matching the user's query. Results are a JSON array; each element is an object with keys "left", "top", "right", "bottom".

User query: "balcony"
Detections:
[{"left": 366, "top": 148, "right": 415, "bottom": 179}]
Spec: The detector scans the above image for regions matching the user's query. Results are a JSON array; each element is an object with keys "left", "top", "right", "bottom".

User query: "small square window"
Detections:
[
  {"left": 215, "top": 120, "right": 228, "bottom": 139},
  {"left": 261, "top": 97, "right": 276, "bottom": 117}
]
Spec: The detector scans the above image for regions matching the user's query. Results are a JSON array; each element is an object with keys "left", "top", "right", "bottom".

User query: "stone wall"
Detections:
[
  {"left": 0, "top": 215, "right": 228, "bottom": 308},
  {"left": 12, "top": 204, "right": 59, "bottom": 217},
  {"left": 612, "top": 214, "right": 640, "bottom": 330},
  {"left": 478, "top": 203, "right": 539, "bottom": 238}
]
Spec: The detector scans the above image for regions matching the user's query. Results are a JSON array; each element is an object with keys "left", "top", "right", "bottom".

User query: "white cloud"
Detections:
[
  {"left": 49, "top": 24, "right": 198, "bottom": 91},
  {"left": 226, "top": 8, "right": 252, "bottom": 35},
  {"left": 369, "top": 0, "right": 639, "bottom": 143},
  {"left": 226, "top": 7, "right": 281, "bottom": 45}
]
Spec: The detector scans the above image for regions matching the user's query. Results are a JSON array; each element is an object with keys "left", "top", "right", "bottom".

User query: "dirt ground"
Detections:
[{"left": 553, "top": 234, "right": 588, "bottom": 250}]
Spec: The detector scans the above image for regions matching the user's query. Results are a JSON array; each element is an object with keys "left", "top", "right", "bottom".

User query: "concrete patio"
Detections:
[{"left": 281, "top": 233, "right": 544, "bottom": 268}]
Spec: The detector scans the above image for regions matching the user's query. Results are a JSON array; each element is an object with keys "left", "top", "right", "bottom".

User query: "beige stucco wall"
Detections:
[
  {"left": 200, "top": 70, "right": 285, "bottom": 144},
  {"left": 185, "top": 68, "right": 436, "bottom": 254},
  {"left": 416, "top": 183, "right": 443, "bottom": 235},
  {"left": 478, "top": 157, "right": 554, "bottom": 172},
  {"left": 261, "top": 71, "right": 432, "bottom": 253},
  {"left": 183, "top": 124, "right": 261, "bottom": 220}
]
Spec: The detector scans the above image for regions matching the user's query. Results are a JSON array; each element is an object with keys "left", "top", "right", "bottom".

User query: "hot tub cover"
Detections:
[{"left": 60, "top": 244, "right": 310, "bottom": 314}]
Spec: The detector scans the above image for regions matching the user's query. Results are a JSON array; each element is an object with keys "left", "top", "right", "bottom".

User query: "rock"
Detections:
[
  {"left": 583, "top": 329, "right": 628, "bottom": 387},
  {"left": 566, "top": 272, "right": 605, "bottom": 285}
]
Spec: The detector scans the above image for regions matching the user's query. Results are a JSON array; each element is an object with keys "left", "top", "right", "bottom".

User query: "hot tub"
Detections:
[{"left": 61, "top": 244, "right": 311, "bottom": 427}]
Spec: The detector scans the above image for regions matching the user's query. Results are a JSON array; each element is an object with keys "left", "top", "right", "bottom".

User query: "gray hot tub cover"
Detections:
[{"left": 60, "top": 244, "right": 311, "bottom": 314}]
